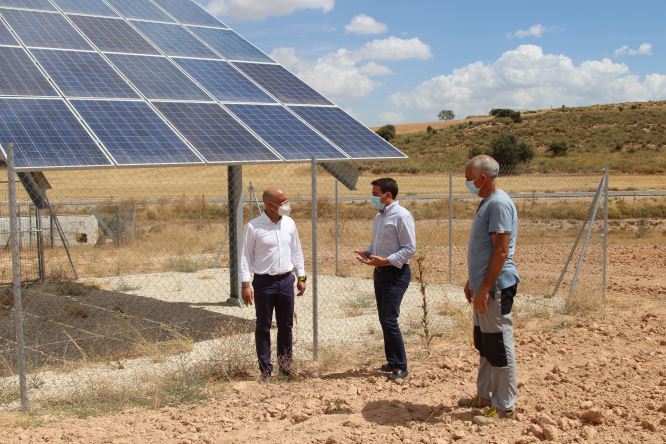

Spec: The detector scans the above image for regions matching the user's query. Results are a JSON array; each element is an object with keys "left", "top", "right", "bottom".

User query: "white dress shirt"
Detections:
[
  {"left": 241, "top": 212, "right": 305, "bottom": 282},
  {"left": 368, "top": 201, "right": 416, "bottom": 268}
]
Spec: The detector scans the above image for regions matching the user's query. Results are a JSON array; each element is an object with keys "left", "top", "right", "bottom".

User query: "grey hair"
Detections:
[{"left": 468, "top": 155, "right": 500, "bottom": 178}]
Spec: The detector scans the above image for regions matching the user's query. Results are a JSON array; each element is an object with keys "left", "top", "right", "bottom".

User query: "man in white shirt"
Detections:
[
  {"left": 355, "top": 178, "right": 416, "bottom": 381},
  {"left": 241, "top": 187, "right": 306, "bottom": 380}
]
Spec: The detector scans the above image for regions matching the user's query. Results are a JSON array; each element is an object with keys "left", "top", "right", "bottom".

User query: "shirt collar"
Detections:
[
  {"left": 260, "top": 211, "right": 281, "bottom": 224},
  {"left": 380, "top": 200, "right": 399, "bottom": 214}
]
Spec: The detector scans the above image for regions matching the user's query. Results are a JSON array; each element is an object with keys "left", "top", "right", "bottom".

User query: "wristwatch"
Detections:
[{"left": 297, "top": 275, "right": 307, "bottom": 282}]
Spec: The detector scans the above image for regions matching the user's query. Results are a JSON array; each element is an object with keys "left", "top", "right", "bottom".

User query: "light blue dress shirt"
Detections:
[{"left": 368, "top": 201, "right": 416, "bottom": 268}]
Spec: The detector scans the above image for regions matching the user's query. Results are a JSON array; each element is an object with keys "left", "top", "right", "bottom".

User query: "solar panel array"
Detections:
[{"left": 0, "top": 0, "right": 405, "bottom": 170}]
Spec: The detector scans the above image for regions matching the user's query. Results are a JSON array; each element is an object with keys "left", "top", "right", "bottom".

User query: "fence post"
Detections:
[
  {"left": 335, "top": 179, "right": 339, "bottom": 276},
  {"left": 6, "top": 143, "right": 30, "bottom": 410},
  {"left": 602, "top": 168, "right": 609, "bottom": 300},
  {"left": 448, "top": 171, "right": 453, "bottom": 284},
  {"left": 311, "top": 157, "right": 319, "bottom": 360}
]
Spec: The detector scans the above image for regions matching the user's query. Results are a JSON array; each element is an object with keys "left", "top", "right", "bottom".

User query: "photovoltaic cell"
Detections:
[
  {"left": 234, "top": 62, "right": 331, "bottom": 105},
  {"left": 154, "top": 102, "right": 279, "bottom": 162},
  {"left": 0, "top": 47, "right": 57, "bottom": 96},
  {"left": 1, "top": 9, "right": 92, "bottom": 50},
  {"left": 0, "top": 98, "right": 111, "bottom": 169},
  {"left": 226, "top": 104, "right": 345, "bottom": 161},
  {"left": 0, "top": 20, "right": 17, "bottom": 45},
  {"left": 52, "top": 0, "right": 118, "bottom": 17},
  {"left": 107, "top": 54, "right": 209, "bottom": 100},
  {"left": 104, "top": 0, "right": 173, "bottom": 21},
  {"left": 33, "top": 49, "right": 138, "bottom": 99},
  {"left": 152, "top": 0, "right": 226, "bottom": 27},
  {"left": 189, "top": 27, "right": 271, "bottom": 63},
  {"left": 70, "top": 16, "right": 158, "bottom": 55},
  {"left": 290, "top": 106, "right": 406, "bottom": 159},
  {"left": 71, "top": 100, "right": 201, "bottom": 165},
  {"left": 0, "top": 0, "right": 55, "bottom": 11},
  {"left": 132, "top": 21, "right": 215, "bottom": 58},
  {"left": 174, "top": 59, "right": 274, "bottom": 103}
]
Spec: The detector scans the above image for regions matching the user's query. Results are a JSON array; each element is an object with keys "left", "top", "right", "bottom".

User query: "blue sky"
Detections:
[{"left": 201, "top": 0, "right": 666, "bottom": 126}]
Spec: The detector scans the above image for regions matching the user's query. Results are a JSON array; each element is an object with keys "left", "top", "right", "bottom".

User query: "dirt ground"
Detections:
[{"left": 0, "top": 242, "right": 665, "bottom": 443}]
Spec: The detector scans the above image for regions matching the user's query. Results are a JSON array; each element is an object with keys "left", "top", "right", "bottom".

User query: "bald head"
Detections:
[
  {"left": 262, "top": 187, "right": 286, "bottom": 206},
  {"left": 466, "top": 155, "right": 500, "bottom": 179}
]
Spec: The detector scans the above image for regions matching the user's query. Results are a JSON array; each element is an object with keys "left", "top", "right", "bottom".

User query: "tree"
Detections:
[
  {"left": 468, "top": 146, "right": 488, "bottom": 159},
  {"left": 438, "top": 109, "right": 455, "bottom": 121},
  {"left": 489, "top": 134, "right": 534, "bottom": 169},
  {"left": 375, "top": 124, "right": 396, "bottom": 141},
  {"left": 490, "top": 108, "right": 521, "bottom": 123},
  {"left": 547, "top": 141, "right": 569, "bottom": 157}
]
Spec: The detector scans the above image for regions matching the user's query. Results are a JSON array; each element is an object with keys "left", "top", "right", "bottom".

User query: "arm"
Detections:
[
  {"left": 386, "top": 213, "right": 417, "bottom": 268},
  {"left": 240, "top": 224, "right": 255, "bottom": 305},
  {"left": 291, "top": 222, "right": 306, "bottom": 296}
]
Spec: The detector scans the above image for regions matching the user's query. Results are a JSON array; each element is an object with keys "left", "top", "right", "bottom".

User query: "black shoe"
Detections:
[
  {"left": 387, "top": 369, "right": 409, "bottom": 381},
  {"left": 259, "top": 372, "right": 272, "bottom": 382},
  {"left": 379, "top": 364, "right": 395, "bottom": 373},
  {"left": 276, "top": 371, "right": 293, "bottom": 382}
]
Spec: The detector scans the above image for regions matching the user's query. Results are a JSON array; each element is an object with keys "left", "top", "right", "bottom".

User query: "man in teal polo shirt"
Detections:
[{"left": 457, "top": 155, "right": 520, "bottom": 425}]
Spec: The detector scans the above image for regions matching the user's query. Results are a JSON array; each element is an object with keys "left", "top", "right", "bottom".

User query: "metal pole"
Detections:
[
  {"left": 448, "top": 171, "right": 453, "bottom": 285},
  {"left": 334, "top": 179, "right": 339, "bottom": 276},
  {"left": 35, "top": 207, "right": 45, "bottom": 281},
  {"left": 248, "top": 182, "right": 253, "bottom": 221},
  {"left": 226, "top": 165, "right": 243, "bottom": 305},
  {"left": 602, "top": 168, "right": 609, "bottom": 300},
  {"left": 311, "top": 157, "right": 318, "bottom": 360},
  {"left": 568, "top": 175, "right": 605, "bottom": 302},
  {"left": 7, "top": 143, "right": 29, "bottom": 410}
]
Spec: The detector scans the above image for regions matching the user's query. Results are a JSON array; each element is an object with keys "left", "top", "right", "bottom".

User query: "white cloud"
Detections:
[
  {"left": 345, "top": 14, "right": 387, "bottom": 35},
  {"left": 506, "top": 24, "right": 562, "bottom": 39},
  {"left": 205, "top": 0, "right": 333, "bottom": 20},
  {"left": 388, "top": 44, "right": 666, "bottom": 120},
  {"left": 614, "top": 43, "right": 653, "bottom": 57},
  {"left": 270, "top": 37, "right": 430, "bottom": 102},
  {"left": 355, "top": 36, "right": 432, "bottom": 61},
  {"left": 379, "top": 111, "right": 403, "bottom": 123}
]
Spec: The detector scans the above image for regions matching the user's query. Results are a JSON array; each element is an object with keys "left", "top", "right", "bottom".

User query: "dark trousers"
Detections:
[
  {"left": 253, "top": 273, "right": 295, "bottom": 375},
  {"left": 373, "top": 265, "right": 411, "bottom": 371}
]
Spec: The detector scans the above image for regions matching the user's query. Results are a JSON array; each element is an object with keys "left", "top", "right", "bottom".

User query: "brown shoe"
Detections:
[
  {"left": 472, "top": 406, "right": 515, "bottom": 426},
  {"left": 457, "top": 395, "right": 491, "bottom": 408}
]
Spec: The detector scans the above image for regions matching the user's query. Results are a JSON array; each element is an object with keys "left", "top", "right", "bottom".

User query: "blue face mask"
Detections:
[
  {"left": 371, "top": 195, "right": 385, "bottom": 210},
  {"left": 466, "top": 179, "right": 480, "bottom": 196}
]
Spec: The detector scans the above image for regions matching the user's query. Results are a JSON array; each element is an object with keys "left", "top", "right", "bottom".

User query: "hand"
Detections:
[
  {"left": 464, "top": 280, "right": 472, "bottom": 304},
  {"left": 296, "top": 280, "right": 306, "bottom": 296},
  {"left": 241, "top": 285, "right": 254, "bottom": 306},
  {"left": 473, "top": 289, "right": 489, "bottom": 314}
]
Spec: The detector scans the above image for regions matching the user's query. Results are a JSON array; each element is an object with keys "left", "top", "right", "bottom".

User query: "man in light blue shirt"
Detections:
[
  {"left": 458, "top": 155, "right": 521, "bottom": 426},
  {"left": 355, "top": 178, "right": 416, "bottom": 381}
]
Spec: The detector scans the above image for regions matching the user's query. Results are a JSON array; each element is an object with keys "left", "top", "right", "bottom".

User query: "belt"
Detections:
[
  {"left": 375, "top": 264, "right": 409, "bottom": 272},
  {"left": 254, "top": 272, "right": 292, "bottom": 280}
]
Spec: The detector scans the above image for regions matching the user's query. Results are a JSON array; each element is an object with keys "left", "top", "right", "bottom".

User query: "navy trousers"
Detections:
[
  {"left": 373, "top": 265, "right": 411, "bottom": 371},
  {"left": 253, "top": 273, "right": 295, "bottom": 375}
]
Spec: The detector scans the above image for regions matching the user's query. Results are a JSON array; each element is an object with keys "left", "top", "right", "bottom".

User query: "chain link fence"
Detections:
[{"left": 1, "top": 159, "right": 647, "bottom": 410}]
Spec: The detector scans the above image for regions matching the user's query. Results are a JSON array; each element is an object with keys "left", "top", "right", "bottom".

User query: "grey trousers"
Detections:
[{"left": 473, "top": 284, "right": 518, "bottom": 411}]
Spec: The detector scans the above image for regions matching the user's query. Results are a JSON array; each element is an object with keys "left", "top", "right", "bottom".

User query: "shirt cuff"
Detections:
[
  {"left": 386, "top": 254, "right": 403, "bottom": 269},
  {"left": 241, "top": 272, "right": 251, "bottom": 282},
  {"left": 295, "top": 268, "right": 306, "bottom": 277}
]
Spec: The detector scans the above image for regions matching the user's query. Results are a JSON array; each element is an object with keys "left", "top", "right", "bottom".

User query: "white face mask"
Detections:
[{"left": 277, "top": 202, "right": 291, "bottom": 217}]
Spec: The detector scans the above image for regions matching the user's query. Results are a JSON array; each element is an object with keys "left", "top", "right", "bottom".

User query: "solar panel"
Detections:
[
  {"left": 52, "top": 0, "right": 118, "bottom": 17},
  {"left": 1, "top": 9, "right": 92, "bottom": 50},
  {"left": 32, "top": 49, "right": 138, "bottom": 99},
  {"left": 0, "top": 0, "right": 55, "bottom": 12},
  {"left": 234, "top": 62, "right": 331, "bottom": 105},
  {"left": 188, "top": 27, "right": 272, "bottom": 63},
  {"left": 70, "top": 15, "right": 158, "bottom": 55},
  {"left": 174, "top": 59, "right": 274, "bottom": 103},
  {"left": 290, "top": 106, "right": 407, "bottom": 159},
  {"left": 0, "top": 98, "right": 111, "bottom": 168},
  {"left": 107, "top": 54, "right": 209, "bottom": 100},
  {"left": 104, "top": 0, "right": 173, "bottom": 22},
  {"left": 132, "top": 21, "right": 216, "bottom": 58},
  {"left": 71, "top": 99, "right": 201, "bottom": 165},
  {"left": 154, "top": 102, "right": 279, "bottom": 162},
  {"left": 226, "top": 104, "right": 346, "bottom": 161},
  {"left": 0, "top": 20, "right": 17, "bottom": 45},
  {"left": 0, "top": 47, "right": 57, "bottom": 96},
  {"left": 152, "top": 0, "right": 226, "bottom": 27}
]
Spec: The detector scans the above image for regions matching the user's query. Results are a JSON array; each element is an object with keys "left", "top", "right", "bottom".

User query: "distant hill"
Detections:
[{"left": 369, "top": 101, "right": 666, "bottom": 174}]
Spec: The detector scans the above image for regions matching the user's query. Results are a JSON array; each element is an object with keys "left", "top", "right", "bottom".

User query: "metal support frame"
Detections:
[
  {"left": 602, "top": 168, "right": 609, "bottom": 300},
  {"left": 311, "top": 157, "right": 319, "bottom": 360},
  {"left": 335, "top": 179, "right": 339, "bottom": 276},
  {"left": 6, "top": 143, "right": 29, "bottom": 410},
  {"left": 227, "top": 165, "right": 243, "bottom": 306}
]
